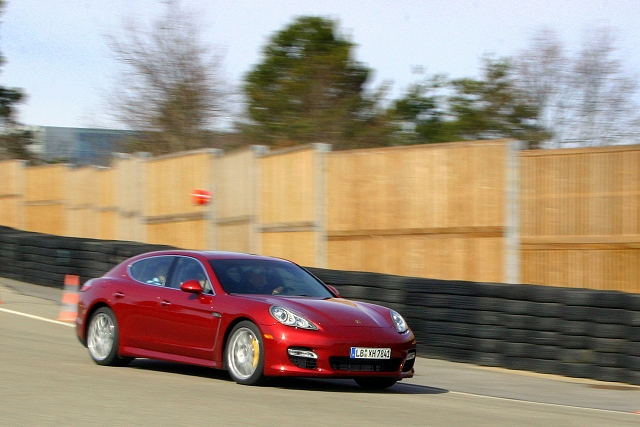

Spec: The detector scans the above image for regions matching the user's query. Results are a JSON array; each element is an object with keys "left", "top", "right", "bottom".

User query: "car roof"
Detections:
[{"left": 136, "top": 250, "right": 289, "bottom": 262}]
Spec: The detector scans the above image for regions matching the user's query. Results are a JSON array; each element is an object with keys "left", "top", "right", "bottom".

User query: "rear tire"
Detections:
[
  {"left": 355, "top": 378, "right": 398, "bottom": 389},
  {"left": 226, "top": 321, "right": 265, "bottom": 385},
  {"left": 87, "top": 307, "right": 131, "bottom": 366}
]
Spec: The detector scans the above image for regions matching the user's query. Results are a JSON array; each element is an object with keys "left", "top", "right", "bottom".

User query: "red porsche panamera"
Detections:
[{"left": 76, "top": 250, "right": 416, "bottom": 388}]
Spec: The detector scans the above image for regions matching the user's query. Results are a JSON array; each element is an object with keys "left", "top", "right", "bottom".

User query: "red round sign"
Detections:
[{"left": 191, "top": 189, "right": 212, "bottom": 206}]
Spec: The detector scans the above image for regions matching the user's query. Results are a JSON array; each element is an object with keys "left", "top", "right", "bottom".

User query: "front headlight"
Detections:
[
  {"left": 270, "top": 306, "right": 318, "bottom": 330},
  {"left": 390, "top": 310, "right": 408, "bottom": 333}
]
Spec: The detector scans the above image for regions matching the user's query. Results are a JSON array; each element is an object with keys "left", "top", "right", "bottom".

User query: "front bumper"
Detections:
[{"left": 259, "top": 323, "right": 416, "bottom": 379}]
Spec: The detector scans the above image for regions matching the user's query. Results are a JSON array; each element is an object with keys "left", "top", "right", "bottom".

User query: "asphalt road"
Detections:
[{"left": 1, "top": 277, "right": 639, "bottom": 426}]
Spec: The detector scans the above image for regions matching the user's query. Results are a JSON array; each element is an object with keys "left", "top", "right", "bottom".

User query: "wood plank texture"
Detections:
[{"left": 1, "top": 141, "right": 638, "bottom": 292}]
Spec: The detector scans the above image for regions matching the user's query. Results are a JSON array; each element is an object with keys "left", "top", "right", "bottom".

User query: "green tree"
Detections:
[
  {"left": 387, "top": 75, "right": 460, "bottom": 144},
  {"left": 448, "top": 56, "right": 549, "bottom": 147},
  {"left": 243, "top": 16, "right": 390, "bottom": 149},
  {"left": 388, "top": 59, "right": 548, "bottom": 148},
  {"left": 0, "top": 0, "right": 34, "bottom": 161}
]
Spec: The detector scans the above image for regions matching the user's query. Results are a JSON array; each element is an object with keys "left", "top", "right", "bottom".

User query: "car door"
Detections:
[
  {"left": 152, "top": 256, "right": 220, "bottom": 361},
  {"left": 118, "top": 255, "right": 176, "bottom": 352}
]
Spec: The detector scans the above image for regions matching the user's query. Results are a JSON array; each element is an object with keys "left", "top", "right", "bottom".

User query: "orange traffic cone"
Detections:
[{"left": 58, "top": 275, "right": 80, "bottom": 322}]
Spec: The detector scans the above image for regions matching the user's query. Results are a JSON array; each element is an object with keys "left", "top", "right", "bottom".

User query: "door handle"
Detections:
[
  {"left": 160, "top": 300, "right": 171, "bottom": 307},
  {"left": 113, "top": 292, "right": 125, "bottom": 299}
]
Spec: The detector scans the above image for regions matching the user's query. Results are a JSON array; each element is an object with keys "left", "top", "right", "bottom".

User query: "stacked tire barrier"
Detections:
[
  {"left": 307, "top": 267, "right": 640, "bottom": 386},
  {"left": 1, "top": 225, "right": 638, "bottom": 386}
]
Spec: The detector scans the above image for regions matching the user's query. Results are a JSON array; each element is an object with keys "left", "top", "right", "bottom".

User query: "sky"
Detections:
[{"left": 2, "top": 0, "right": 640, "bottom": 129}]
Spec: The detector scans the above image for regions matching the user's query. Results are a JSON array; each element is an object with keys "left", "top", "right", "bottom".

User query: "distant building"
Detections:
[{"left": 31, "top": 126, "right": 139, "bottom": 166}]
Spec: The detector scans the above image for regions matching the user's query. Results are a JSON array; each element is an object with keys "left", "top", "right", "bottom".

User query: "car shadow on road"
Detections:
[
  {"left": 270, "top": 377, "right": 449, "bottom": 394},
  {"left": 126, "top": 358, "right": 448, "bottom": 395},
  {"left": 127, "top": 358, "right": 231, "bottom": 380}
]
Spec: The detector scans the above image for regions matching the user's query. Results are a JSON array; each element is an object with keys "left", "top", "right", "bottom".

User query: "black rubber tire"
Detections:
[
  {"left": 473, "top": 325, "right": 506, "bottom": 340},
  {"left": 502, "top": 300, "right": 535, "bottom": 316},
  {"left": 589, "top": 323, "right": 628, "bottom": 339},
  {"left": 532, "top": 316, "right": 560, "bottom": 332},
  {"left": 530, "top": 344, "right": 561, "bottom": 361},
  {"left": 562, "top": 305, "right": 592, "bottom": 322},
  {"left": 475, "top": 311, "right": 503, "bottom": 326},
  {"left": 625, "top": 294, "right": 640, "bottom": 311},
  {"left": 589, "top": 337, "right": 626, "bottom": 353},
  {"left": 86, "top": 307, "right": 132, "bottom": 366},
  {"left": 476, "top": 338, "right": 502, "bottom": 353},
  {"left": 355, "top": 378, "right": 398, "bottom": 390},
  {"left": 475, "top": 352, "right": 503, "bottom": 367},
  {"left": 526, "top": 330, "right": 561, "bottom": 347},
  {"left": 225, "top": 321, "right": 265, "bottom": 386},
  {"left": 532, "top": 302, "right": 563, "bottom": 318},
  {"left": 626, "top": 341, "right": 640, "bottom": 357}
]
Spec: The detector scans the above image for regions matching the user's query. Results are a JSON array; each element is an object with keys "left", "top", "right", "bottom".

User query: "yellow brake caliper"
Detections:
[{"left": 251, "top": 335, "right": 259, "bottom": 368}]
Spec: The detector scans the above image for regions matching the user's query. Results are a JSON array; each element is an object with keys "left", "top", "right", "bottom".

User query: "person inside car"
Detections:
[{"left": 245, "top": 268, "right": 284, "bottom": 294}]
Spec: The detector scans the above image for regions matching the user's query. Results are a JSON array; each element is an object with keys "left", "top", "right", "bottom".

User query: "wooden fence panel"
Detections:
[
  {"left": 217, "top": 222, "right": 252, "bottom": 253},
  {"left": 327, "top": 140, "right": 508, "bottom": 282},
  {"left": 260, "top": 147, "right": 315, "bottom": 225},
  {"left": 215, "top": 148, "right": 259, "bottom": 253},
  {"left": 24, "top": 164, "right": 66, "bottom": 235},
  {"left": 96, "top": 167, "right": 117, "bottom": 240},
  {"left": 112, "top": 155, "right": 143, "bottom": 242},
  {"left": 261, "top": 231, "right": 316, "bottom": 267},
  {"left": 521, "top": 145, "right": 640, "bottom": 292},
  {"left": 259, "top": 146, "right": 320, "bottom": 265},
  {"left": 65, "top": 166, "right": 98, "bottom": 238},
  {"left": 0, "top": 160, "right": 24, "bottom": 229},
  {"left": 147, "top": 220, "right": 207, "bottom": 250},
  {"left": 145, "top": 150, "right": 214, "bottom": 249}
]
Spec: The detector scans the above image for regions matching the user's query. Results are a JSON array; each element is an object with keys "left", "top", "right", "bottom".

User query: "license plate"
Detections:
[{"left": 350, "top": 347, "right": 391, "bottom": 359}]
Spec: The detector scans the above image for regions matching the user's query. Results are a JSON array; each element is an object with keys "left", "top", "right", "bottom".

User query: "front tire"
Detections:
[
  {"left": 226, "top": 321, "right": 265, "bottom": 385},
  {"left": 86, "top": 307, "right": 131, "bottom": 366}
]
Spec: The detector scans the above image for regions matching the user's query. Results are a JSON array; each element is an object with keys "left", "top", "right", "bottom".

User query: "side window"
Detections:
[
  {"left": 129, "top": 256, "right": 174, "bottom": 286},
  {"left": 168, "top": 257, "right": 212, "bottom": 293}
]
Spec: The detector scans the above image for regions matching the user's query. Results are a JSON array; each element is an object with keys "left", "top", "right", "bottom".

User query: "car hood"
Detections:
[{"left": 240, "top": 295, "right": 393, "bottom": 328}]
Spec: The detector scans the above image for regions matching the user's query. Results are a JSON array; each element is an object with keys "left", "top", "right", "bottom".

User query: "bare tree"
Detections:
[
  {"left": 513, "top": 29, "right": 567, "bottom": 141},
  {"left": 105, "top": 0, "right": 227, "bottom": 154},
  {"left": 565, "top": 28, "right": 639, "bottom": 146},
  {"left": 0, "top": 0, "right": 35, "bottom": 162},
  {"left": 514, "top": 27, "right": 640, "bottom": 147}
]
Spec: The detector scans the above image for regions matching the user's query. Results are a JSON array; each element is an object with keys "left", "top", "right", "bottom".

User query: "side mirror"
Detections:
[
  {"left": 327, "top": 285, "right": 341, "bottom": 297},
  {"left": 180, "top": 279, "right": 204, "bottom": 294}
]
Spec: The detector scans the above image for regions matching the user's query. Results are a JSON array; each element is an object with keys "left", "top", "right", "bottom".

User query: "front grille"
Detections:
[
  {"left": 289, "top": 355, "right": 318, "bottom": 370},
  {"left": 329, "top": 357, "right": 402, "bottom": 372}
]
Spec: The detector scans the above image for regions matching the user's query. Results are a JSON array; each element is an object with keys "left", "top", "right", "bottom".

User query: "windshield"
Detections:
[{"left": 209, "top": 259, "right": 333, "bottom": 298}]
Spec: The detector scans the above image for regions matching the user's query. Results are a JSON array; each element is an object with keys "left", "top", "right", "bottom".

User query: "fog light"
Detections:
[
  {"left": 288, "top": 348, "right": 318, "bottom": 359},
  {"left": 406, "top": 351, "right": 416, "bottom": 360}
]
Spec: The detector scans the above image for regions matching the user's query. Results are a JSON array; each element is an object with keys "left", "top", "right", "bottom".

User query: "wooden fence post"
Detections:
[
  {"left": 251, "top": 145, "right": 268, "bottom": 255},
  {"left": 135, "top": 152, "right": 150, "bottom": 243},
  {"left": 504, "top": 139, "right": 523, "bottom": 284},
  {"left": 0, "top": 160, "right": 28, "bottom": 230},
  {"left": 313, "top": 143, "right": 331, "bottom": 268},
  {"left": 207, "top": 149, "right": 224, "bottom": 250},
  {"left": 17, "top": 160, "right": 27, "bottom": 230}
]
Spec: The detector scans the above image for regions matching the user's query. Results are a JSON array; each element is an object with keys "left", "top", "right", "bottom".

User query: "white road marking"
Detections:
[
  {"left": 0, "top": 307, "right": 75, "bottom": 327},
  {"left": 447, "top": 389, "right": 639, "bottom": 415}
]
